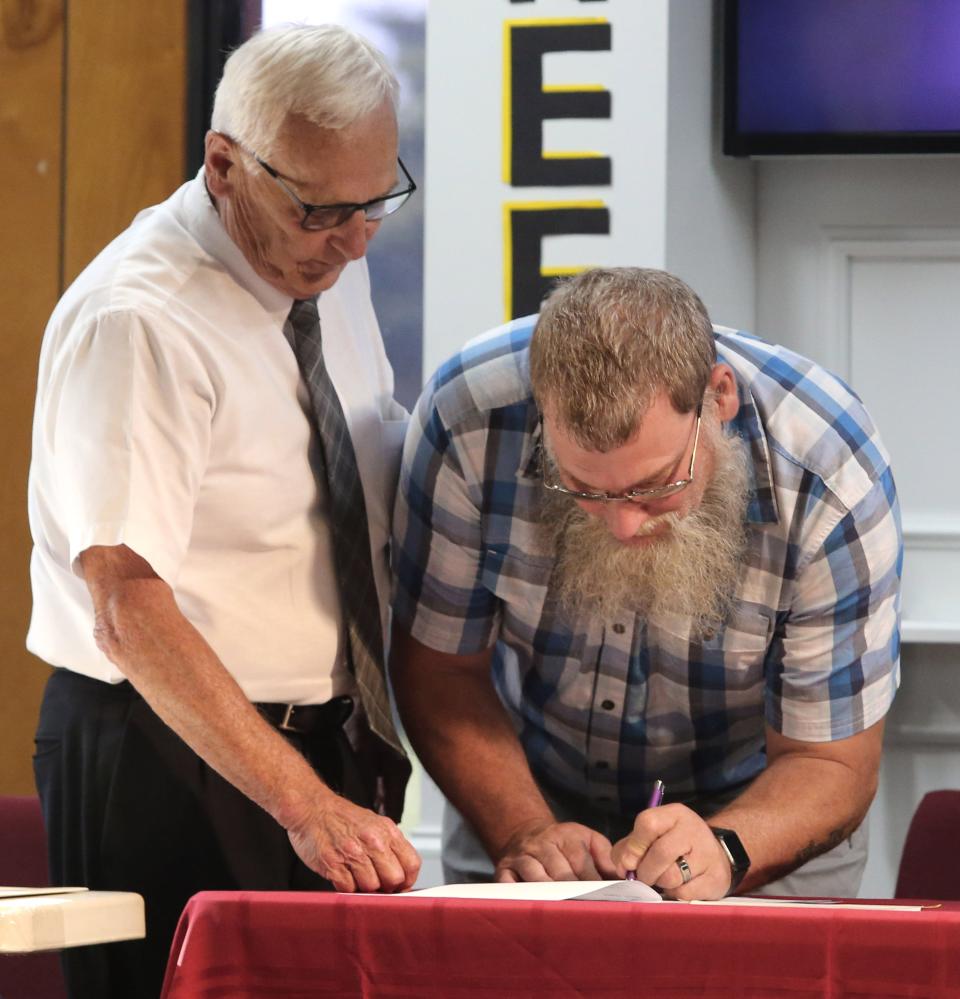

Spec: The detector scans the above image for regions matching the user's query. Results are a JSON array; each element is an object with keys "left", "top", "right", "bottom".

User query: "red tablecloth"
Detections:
[{"left": 160, "top": 891, "right": 960, "bottom": 998}]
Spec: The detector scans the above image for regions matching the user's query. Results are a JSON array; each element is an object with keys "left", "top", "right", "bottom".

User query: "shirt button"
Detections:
[
  {"left": 601, "top": 699, "right": 616, "bottom": 711},
  {"left": 612, "top": 623, "right": 626, "bottom": 634}
]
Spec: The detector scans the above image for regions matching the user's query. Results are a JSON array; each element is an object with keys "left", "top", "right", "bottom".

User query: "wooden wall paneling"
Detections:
[
  {"left": 0, "top": 0, "right": 64, "bottom": 793},
  {"left": 64, "top": 0, "right": 186, "bottom": 284},
  {"left": 0, "top": 0, "right": 187, "bottom": 795}
]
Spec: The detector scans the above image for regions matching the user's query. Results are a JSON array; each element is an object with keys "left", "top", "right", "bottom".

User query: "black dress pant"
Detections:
[{"left": 33, "top": 669, "right": 370, "bottom": 999}]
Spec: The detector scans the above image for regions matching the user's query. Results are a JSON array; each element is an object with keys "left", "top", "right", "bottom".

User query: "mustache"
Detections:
[
  {"left": 538, "top": 420, "right": 751, "bottom": 637},
  {"left": 632, "top": 510, "right": 681, "bottom": 537}
]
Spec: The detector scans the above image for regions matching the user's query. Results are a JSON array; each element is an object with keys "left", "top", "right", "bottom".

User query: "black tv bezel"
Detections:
[{"left": 722, "top": 0, "right": 960, "bottom": 157}]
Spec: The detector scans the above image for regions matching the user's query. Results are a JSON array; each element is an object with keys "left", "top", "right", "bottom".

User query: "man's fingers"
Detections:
[
  {"left": 611, "top": 805, "right": 736, "bottom": 899},
  {"left": 348, "top": 855, "right": 383, "bottom": 893},
  {"left": 612, "top": 836, "right": 654, "bottom": 877},
  {"left": 366, "top": 844, "right": 413, "bottom": 893},
  {"left": 291, "top": 801, "right": 422, "bottom": 894},
  {"left": 494, "top": 821, "right": 620, "bottom": 884},
  {"left": 635, "top": 829, "right": 694, "bottom": 888},
  {"left": 324, "top": 863, "right": 357, "bottom": 893},
  {"left": 511, "top": 855, "right": 554, "bottom": 882},
  {"left": 538, "top": 840, "right": 585, "bottom": 881},
  {"left": 587, "top": 832, "right": 616, "bottom": 878},
  {"left": 391, "top": 831, "right": 422, "bottom": 890},
  {"left": 343, "top": 821, "right": 422, "bottom": 893}
]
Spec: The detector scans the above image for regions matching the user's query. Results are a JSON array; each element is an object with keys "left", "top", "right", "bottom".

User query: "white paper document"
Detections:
[
  {"left": 409, "top": 880, "right": 661, "bottom": 903},
  {"left": 404, "top": 883, "right": 927, "bottom": 911},
  {"left": 685, "top": 897, "right": 926, "bottom": 912}
]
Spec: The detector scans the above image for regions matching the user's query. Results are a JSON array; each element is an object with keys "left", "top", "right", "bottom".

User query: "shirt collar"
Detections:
[{"left": 727, "top": 378, "right": 780, "bottom": 525}]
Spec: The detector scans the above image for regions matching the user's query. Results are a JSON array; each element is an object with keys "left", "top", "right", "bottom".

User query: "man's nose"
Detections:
[
  {"left": 598, "top": 501, "right": 655, "bottom": 541},
  {"left": 328, "top": 209, "right": 375, "bottom": 260}
]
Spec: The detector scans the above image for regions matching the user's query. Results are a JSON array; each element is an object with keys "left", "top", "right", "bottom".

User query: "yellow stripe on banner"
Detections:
[
  {"left": 502, "top": 18, "right": 610, "bottom": 184},
  {"left": 504, "top": 18, "right": 609, "bottom": 28},
  {"left": 503, "top": 200, "right": 607, "bottom": 322},
  {"left": 542, "top": 84, "right": 607, "bottom": 93},
  {"left": 542, "top": 151, "right": 605, "bottom": 159},
  {"left": 502, "top": 21, "right": 512, "bottom": 184}
]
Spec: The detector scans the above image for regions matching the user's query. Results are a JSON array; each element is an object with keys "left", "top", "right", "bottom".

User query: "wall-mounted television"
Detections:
[{"left": 723, "top": 0, "right": 960, "bottom": 156}]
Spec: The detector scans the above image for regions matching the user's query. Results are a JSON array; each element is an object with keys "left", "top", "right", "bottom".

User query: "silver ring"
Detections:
[{"left": 676, "top": 856, "right": 692, "bottom": 885}]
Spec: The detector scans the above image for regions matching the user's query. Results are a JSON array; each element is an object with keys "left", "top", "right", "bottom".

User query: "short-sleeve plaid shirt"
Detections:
[{"left": 392, "top": 318, "right": 901, "bottom": 818}]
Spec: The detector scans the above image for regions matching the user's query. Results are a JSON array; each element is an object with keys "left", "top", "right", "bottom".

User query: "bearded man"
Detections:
[{"left": 390, "top": 267, "right": 901, "bottom": 900}]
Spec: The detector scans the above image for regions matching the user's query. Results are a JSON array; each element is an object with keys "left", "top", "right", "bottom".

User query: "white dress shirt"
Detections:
[{"left": 27, "top": 172, "right": 407, "bottom": 704}]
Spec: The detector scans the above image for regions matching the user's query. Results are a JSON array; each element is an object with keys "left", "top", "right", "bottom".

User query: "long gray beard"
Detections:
[{"left": 540, "top": 426, "right": 752, "bottom": 639}]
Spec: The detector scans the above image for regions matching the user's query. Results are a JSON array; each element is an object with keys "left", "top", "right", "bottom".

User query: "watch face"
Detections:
[
  {"left": 711, "top": 827, "right": 750, "bottom": 872},
  {"left": 718, "top": 837, "right": 738, "bottom": 868}
]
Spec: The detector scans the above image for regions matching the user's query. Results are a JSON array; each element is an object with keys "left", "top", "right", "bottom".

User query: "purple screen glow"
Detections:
[{"left": 736, "top": 0, "right": 960, "bottom": 135}]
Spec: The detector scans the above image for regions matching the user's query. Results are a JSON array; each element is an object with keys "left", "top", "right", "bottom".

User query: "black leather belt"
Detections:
[{"left": 255, "top": 695, "right": 354, "bottom": 736}]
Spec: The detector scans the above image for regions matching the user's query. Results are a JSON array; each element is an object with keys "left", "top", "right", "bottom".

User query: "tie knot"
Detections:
[
  {"left": 290, "top": 298, "right": 320, "bottom": 323},
  {"left": 289, "top": 296, "right": 319, "bottom": 327}
]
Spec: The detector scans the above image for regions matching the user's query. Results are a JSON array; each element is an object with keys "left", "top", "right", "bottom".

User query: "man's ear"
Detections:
[
  {"left": 708, "top": 363, "right": 740, "bottom": 422},
  {"left": 203, "top": 130, "right": 239, "bottom": 199}
]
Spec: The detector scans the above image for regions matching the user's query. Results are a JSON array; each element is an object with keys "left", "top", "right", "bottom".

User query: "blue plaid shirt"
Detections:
[{"left": 392, "top": 318, "right": 901, "bottom": 818}]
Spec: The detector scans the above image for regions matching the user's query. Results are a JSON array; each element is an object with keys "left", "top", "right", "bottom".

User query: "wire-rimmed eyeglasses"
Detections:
[
  {"left": 540, "top": 402, "right": 703, "bottom": 504},
  {"left": 236, "top": 141, "right": 417, "bottom": 231}
]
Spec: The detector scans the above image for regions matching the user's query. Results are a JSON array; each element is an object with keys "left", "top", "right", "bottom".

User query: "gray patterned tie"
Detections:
[{"left": 285, "top": 297, "right": 403, "bottom": 755}]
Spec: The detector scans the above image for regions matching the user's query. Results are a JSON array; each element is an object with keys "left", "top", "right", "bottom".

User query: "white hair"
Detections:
[{"left": 211, "top": 23, "right": 399, "bottom": 159}]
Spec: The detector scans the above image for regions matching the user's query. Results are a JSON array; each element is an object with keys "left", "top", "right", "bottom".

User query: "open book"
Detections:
[{"left": 409, "top": 879, "right": 661, "bottom": 903}]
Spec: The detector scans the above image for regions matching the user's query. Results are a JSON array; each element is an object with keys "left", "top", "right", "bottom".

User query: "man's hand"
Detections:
[
  {"left": 287, "top": 792, "right": 421, "bottom": 893},
  {"left": 612, "top": 803, "right": 731, "bottom": 900},
  {"left": 494, "top": 819, "right": 617, "bottom": 883}
]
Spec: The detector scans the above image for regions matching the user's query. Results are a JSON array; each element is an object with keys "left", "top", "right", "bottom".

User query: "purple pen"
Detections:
[
  {"left": 626, "top": 779, "right": 664, "bottom": 880},
  {"left": 647, "top": 779, "right": 665, "bottom": 810}
]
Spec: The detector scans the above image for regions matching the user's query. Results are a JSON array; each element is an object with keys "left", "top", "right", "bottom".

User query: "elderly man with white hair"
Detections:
[{"left": 28, "top": 23, "right": 419, "bottom": 998}]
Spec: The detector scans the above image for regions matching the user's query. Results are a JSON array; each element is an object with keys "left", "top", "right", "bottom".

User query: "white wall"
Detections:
[{"left": 666, "top": 0, "right": 755, "bottom": 330}]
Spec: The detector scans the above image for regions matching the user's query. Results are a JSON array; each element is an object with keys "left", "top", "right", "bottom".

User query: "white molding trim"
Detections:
[
  {"left": 884, "top": 723, "right": 960, "bottom": 748},
  {"left": 901, "top": 620, "right": 960, "bottom": 644},
  {"left": 820, "top": 234, "right": 960, "bottom": 644},
  {"left": 901, "top": 515, "right": 960, "bottom": 551},
  {"left": 823, "top": 226, "right": 960, "bottom": 381}
]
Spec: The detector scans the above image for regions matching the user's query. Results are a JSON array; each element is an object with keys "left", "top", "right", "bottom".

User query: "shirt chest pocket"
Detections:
[
  {"left": 480, "top": 547, "right": 557, "bottom": 646},
  {"left": 648, "top": 607, "right": 772, "bottom": 694}
]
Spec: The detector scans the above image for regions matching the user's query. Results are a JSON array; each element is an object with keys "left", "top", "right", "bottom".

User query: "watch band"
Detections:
[{"left": 710, "top": 826, "right": 750, "bottom": 895}]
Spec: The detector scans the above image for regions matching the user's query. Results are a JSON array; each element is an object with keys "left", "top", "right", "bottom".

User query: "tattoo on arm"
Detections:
[{"left": 795, "top": 825, "right": 848, "bottom": 868}]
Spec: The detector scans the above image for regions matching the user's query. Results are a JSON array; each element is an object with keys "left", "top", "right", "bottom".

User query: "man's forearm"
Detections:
[
  {"left": 707, "top": 723, "right": 883, "bottom": 892},
  {"left": 390, "top": 629, "right": 553, "bottom": 859},
  {"left": 92, "top": 573, "right": 334, "bottom": 831}
]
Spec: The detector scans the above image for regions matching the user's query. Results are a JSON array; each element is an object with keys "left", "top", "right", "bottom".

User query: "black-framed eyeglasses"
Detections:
[
  {"left": 241, "top": 143, "right": 417, "bottom": 231},
  {"left": 541, "top": 402, "right": 703, "bottom": 505}
]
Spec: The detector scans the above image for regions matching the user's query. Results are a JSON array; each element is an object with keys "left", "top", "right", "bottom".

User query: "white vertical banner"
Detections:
[{"left": 424, "top": 0, "right": 671, "bottom": 377}]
